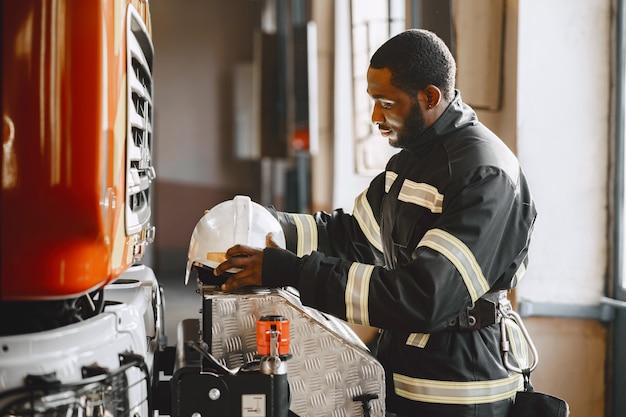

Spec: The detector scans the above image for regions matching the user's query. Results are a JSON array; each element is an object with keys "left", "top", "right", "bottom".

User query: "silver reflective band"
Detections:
[
  {"left": 345, "top": 262, "right": 375, "bottom": 326},
  {"left": 393, "top": 373, "right": 523, "bottom": 405},
  {"left": 288, "top": 213, "right": 318, "bottom": 256},
  {"left": 418, "top": 228, "right": 489, "bottom": 302},
  {"left": 406, "top": 333, "right": 430, "bottom": 348},
  {"left": 353, "top": 190, "right": 383, "bottom": 252},
  {"left": 511, "top": 261, "right": 527, "bottom": 287},
  {"left": 385, "top": 171, "right": 398, "bottom": 193},
  {"left": 398, "top": 179, "right": 444, "bottom": 213}
]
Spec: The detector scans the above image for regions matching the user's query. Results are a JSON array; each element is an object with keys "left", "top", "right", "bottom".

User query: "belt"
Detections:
[{"left": 446, "top": 291, "right": 507, "bottom": 331}]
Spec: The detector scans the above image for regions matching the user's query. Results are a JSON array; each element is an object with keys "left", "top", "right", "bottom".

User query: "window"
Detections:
[{"left": 350, "top": 0, "right": 405, "bottom": 175}]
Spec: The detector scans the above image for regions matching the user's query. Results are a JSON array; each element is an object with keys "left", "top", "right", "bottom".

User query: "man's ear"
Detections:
[{"left": 423, "top": 85, "right": 442, "bottom": 109}]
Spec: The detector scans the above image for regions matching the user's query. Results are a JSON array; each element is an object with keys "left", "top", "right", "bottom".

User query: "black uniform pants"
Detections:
[{"left": 386, "top": 398, "right": 513, "bottom": 417}]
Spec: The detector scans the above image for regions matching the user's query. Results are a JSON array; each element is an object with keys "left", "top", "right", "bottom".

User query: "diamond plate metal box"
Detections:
[{"left": 201, "top": 287, "right": 386, "bottom": 417}]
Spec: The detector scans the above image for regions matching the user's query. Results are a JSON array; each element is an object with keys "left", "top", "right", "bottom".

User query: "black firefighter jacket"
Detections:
[{"left": 263, "top": 91, "right": 537, "bottom": 417}]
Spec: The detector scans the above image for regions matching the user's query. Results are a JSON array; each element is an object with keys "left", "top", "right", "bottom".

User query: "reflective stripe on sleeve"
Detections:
[
  {"left": 511, "top": 261, "right": 526, "bottom": 287},
  {"left": 417, "top": 229, "right": 490, "bottom": 302},
  {"left": 286, "top": 213, "right": 318, "bottom": 256},
  {"left": 406, "top": 333, "right": 430, "bottom": 348},
  {"left": 393, "top": 373, "right": 522, "bottom": 405},
  {"left": 385, "top": 171, "right": 398, "bottom": 193},
  {"left": 353, "top": 191, "right": 383, "bottom": 252},
  {"left": 398, "top": 179, "right": 444, "bottom": 213},
  {"left": 345, "top": 262, "right": 374, "bottom": 326}
]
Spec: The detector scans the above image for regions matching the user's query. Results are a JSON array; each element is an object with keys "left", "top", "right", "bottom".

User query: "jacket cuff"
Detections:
[{"left": 262, "top": 247, "right": 301, "bottom": 288}]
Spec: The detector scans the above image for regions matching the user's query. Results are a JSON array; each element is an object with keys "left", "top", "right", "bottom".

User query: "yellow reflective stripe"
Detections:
[
  {"left": 417, "top": 229, "right": 490, "bottom": 302},
  {"left": 288, "top": 213, "right": 318, "bottom": 256},
  {"left": 398, "top": 180, "right": 444, "bottom": 213},
  {"left": 345, "top": 262, "right": 374, "bottom": 326},
  {"left": 393, "top": 373, "right": 522, "bottom": 405},
  {"left": 406, "top": 333, "right": 430, "bottom": 348},
  {"left": 385, "top": 171, "right": 398, "bottom": 193},
  {"left": 353, "top": 190, "right": 383, "bottom": 252},
  {"left": 504, "top": 317, "right": 531, "bottom": 370}
]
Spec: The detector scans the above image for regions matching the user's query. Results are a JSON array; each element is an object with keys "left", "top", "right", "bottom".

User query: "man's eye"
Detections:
[{"left": 380, "top": 102, "right": 393, "bottom": 110}]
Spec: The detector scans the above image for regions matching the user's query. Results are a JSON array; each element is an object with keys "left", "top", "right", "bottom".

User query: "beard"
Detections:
[{"left": 393, "top": 100, "right": 427, "bottom": 149}]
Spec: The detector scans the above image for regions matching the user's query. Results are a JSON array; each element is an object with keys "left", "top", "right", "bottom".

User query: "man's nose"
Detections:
[{"left": 371, "top": 102, "right": 384, "bottom": 124}]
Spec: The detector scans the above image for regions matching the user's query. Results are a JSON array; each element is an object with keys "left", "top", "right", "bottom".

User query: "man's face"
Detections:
[{"left": 366, "top": 67, "right": 427, "bottom": 148}]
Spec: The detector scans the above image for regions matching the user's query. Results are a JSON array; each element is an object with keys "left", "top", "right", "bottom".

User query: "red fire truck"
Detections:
[{"left": 1, "top": 1, "right": 162, "bottom": 415}]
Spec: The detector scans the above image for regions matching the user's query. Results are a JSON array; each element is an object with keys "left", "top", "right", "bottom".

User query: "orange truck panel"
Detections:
[{"left": 1, "top": 0, "right": 154, "bottom": 300}]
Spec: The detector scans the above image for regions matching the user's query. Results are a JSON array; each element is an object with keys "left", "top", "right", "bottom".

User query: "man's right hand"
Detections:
[{"left": 214, "top": 233, "right": 280, "bottom": 291}]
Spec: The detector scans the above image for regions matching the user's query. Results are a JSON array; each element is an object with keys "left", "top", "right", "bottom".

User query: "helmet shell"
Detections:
[{"left": 185, "top": 195, "right": 286, "bottom": 284}]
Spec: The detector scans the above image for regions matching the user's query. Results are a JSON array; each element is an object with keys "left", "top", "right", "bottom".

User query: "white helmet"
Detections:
[{"left": 184, "top": 195, "right": 286, "bottom": 285}]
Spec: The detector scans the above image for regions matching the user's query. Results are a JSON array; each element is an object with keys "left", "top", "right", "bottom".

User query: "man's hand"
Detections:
[{"left": 214, "top": 233, "right": 280, "bottom": 291}]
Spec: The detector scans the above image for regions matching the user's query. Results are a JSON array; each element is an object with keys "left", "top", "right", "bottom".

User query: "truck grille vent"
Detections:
[{"left": 125, "top": 7, "right": 155, "bottom": 236}]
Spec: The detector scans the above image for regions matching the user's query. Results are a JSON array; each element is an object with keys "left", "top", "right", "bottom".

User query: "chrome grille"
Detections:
[{"left": 126, "top": 6, "right": 155, "bottom": 236}]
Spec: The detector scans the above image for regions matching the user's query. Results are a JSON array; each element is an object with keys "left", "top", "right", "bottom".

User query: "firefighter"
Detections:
[{"left": 215, "top": 29, "right": 537, "bottom": 417}]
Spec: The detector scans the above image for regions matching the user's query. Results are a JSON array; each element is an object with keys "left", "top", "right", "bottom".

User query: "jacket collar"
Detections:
[{"left": 404, "top": 90, "right": 478, "bottom": 153}]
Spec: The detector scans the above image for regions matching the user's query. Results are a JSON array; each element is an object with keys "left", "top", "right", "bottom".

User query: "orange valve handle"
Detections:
[{"left": 256, "top": 315, "right": 290, "bottom": 356}]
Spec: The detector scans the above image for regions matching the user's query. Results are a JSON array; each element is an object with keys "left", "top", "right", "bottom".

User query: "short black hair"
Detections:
[{"left": 370, "top": 29, "right": 456, "bottom": 102}]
